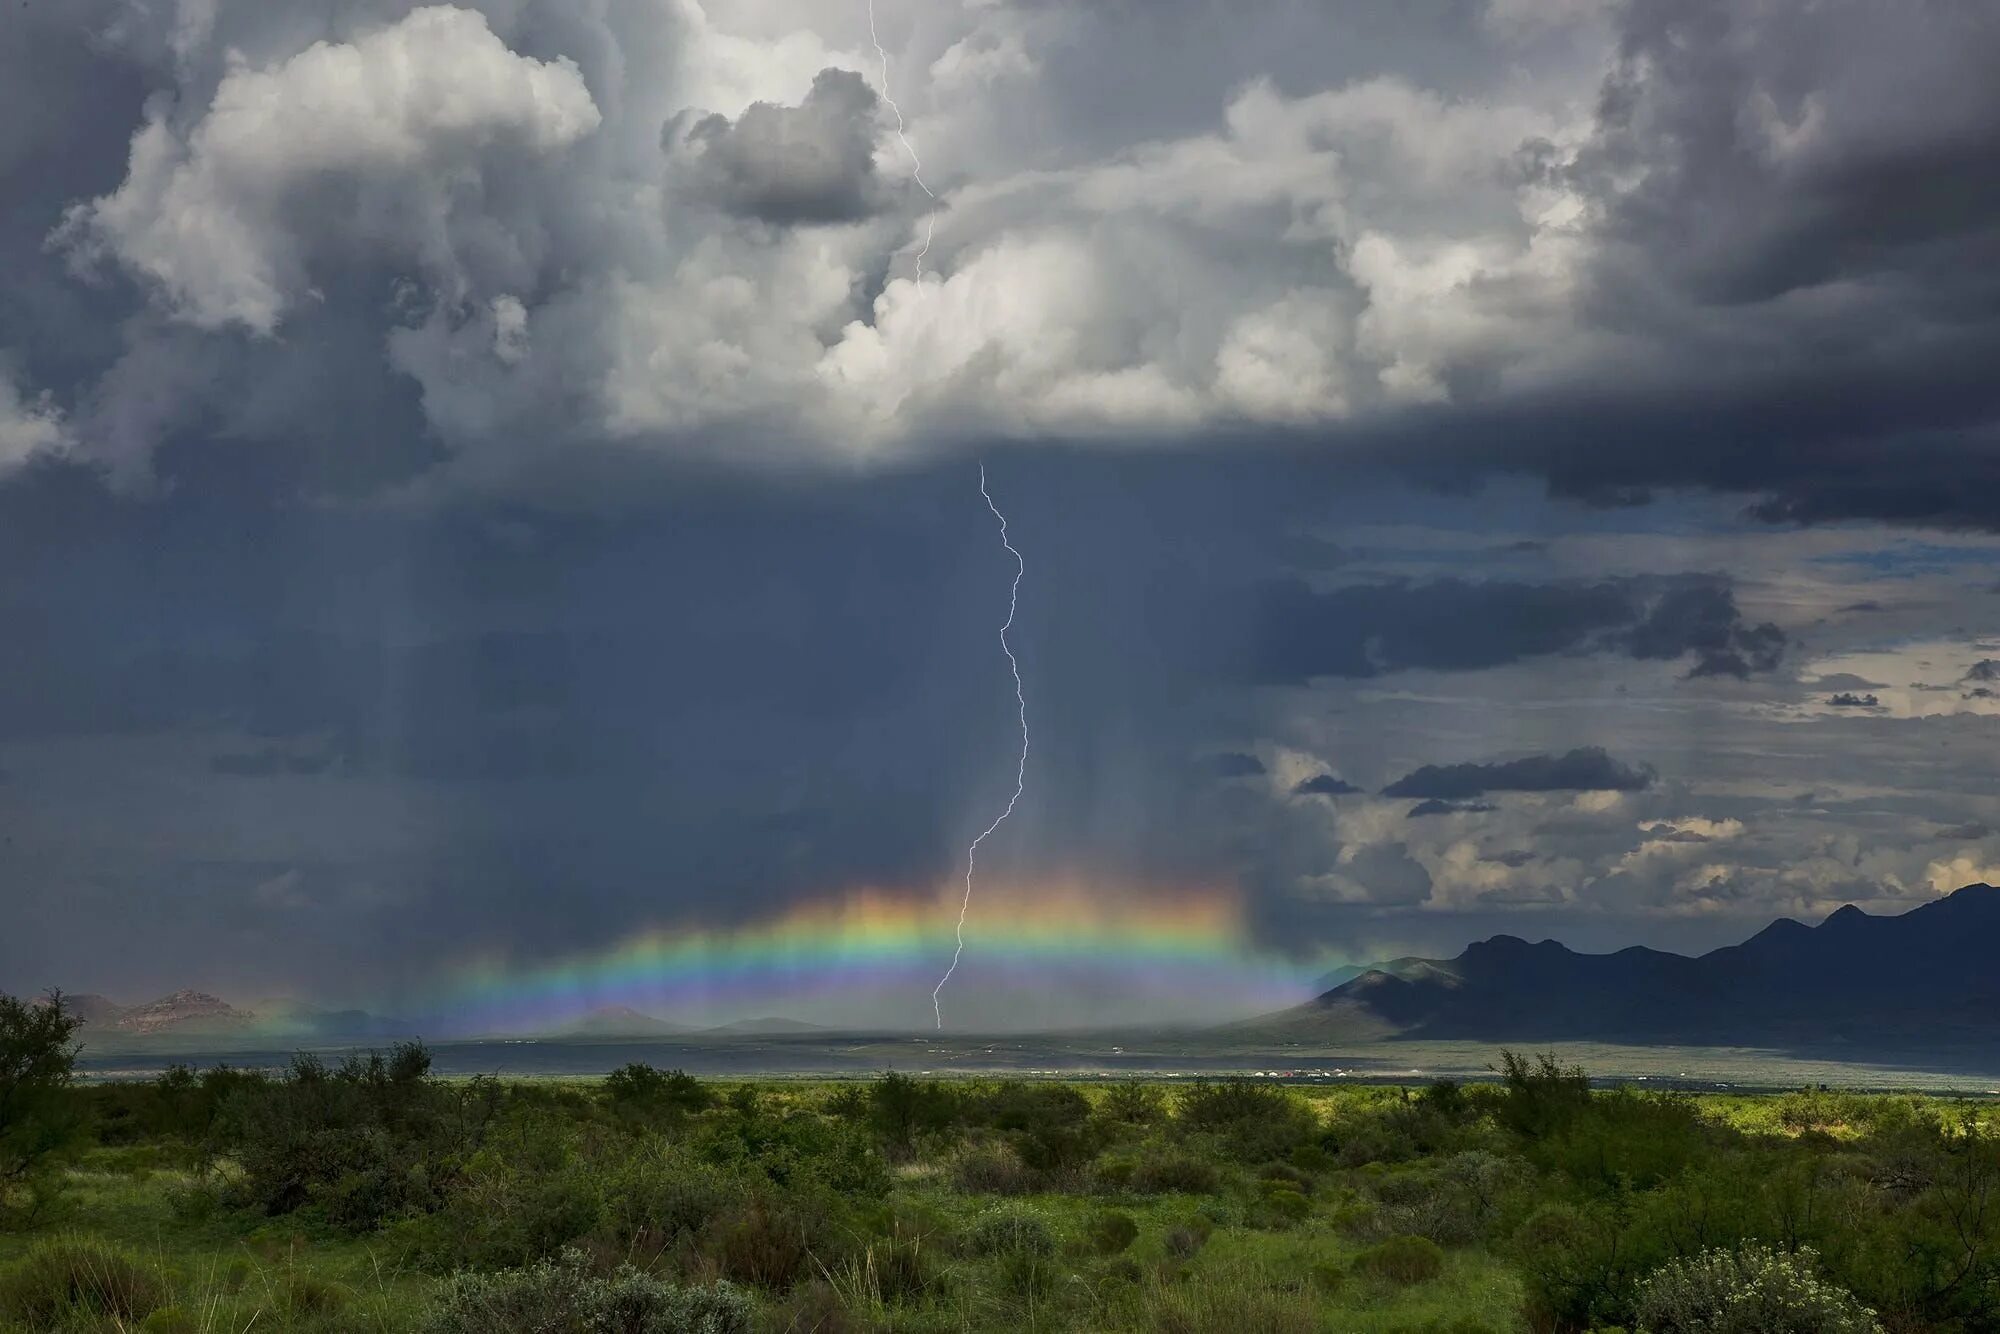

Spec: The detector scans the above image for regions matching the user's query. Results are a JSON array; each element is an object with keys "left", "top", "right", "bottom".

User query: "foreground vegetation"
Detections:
[{"left": 3, "top": 996, "right": 1999, "bottom": 1331}]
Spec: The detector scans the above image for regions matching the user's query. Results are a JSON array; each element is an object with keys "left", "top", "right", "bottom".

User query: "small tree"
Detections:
[{"left": 0, "top": 991, "right": 84, "bottom": 1223}]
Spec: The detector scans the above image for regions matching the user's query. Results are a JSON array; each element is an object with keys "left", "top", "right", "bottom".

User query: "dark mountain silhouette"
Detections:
[{"left": 1262, "top": 883, "right": 2000, "bottom": 1044}]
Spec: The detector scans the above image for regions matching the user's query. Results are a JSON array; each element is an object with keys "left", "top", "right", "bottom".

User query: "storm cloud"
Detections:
[
  {"left": 0, "top": 0, "right": 1988, "bottom": 517},
  {"left": 1382, "top": 748, "right": 1656, "bottom": 800},
  {"left": 1247, "top": 575, "right": 1785, "bottom": 683},
  {"left": 669, "top": 68, "right": 891, "bottom": 224},
  {"left": 1, "top": 1, "right": 1998, "bottom": 1022}
]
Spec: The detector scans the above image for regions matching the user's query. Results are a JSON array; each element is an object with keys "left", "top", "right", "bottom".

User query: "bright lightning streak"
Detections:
[
  {"left": 933, "top": 464, "right": 1029, "bottom": 1029},
  {"left": 866, "top": 0, "right": 938, "bottom": 282}
]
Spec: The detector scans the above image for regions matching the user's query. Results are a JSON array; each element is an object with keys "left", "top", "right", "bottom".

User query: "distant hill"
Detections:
[
  {"left": 54, "top": 990, "right": 405, "bottom": 1039},
  {"left": 1257, "top": 883, "right": 2000, "bottom": 1045},
  {"left": 1311, "top": 956, "right": 1460, "bottom": 994},
  {"left": 106, "top": 990, "right": 251, "bottom": 1036}
]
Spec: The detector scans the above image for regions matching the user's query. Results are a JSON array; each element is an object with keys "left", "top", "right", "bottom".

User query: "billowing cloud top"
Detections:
[{"left": 0, "top": 0, "right": 1993, "bottom": 520}]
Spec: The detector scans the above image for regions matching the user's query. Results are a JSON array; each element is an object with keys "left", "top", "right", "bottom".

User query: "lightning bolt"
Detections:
[
  {"left": 866, "top": 0, "right": 938, "bottom": 283},
  {"left": 932, "top": 464, "right": 1028, "bottom": 1029}
]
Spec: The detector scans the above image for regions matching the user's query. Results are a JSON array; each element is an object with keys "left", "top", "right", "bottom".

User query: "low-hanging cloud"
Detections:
[
  {"left": 1247, "top": 574, "right": 1785, "bottom": 683},
  {"left": 1382, "top": 747, "right": 1655, "bottom": 800}
]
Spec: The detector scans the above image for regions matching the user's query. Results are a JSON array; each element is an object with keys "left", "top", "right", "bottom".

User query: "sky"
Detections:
[{"left": 1, "top": 0, "right": 1997, "bottom": 1031}]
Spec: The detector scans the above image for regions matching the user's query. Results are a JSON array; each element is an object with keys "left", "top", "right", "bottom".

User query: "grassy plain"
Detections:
[{"left": 3, "top": 1056, "right": 1996, "bottom": 1332}]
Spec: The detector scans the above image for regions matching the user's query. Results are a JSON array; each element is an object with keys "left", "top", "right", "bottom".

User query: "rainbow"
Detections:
[{"left": 417, "top": 876, "right": 1324, "bottom": 1034}]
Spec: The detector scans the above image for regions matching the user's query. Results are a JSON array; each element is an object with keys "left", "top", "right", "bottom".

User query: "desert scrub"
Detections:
[
  {"left": 964, "top": 1204, "right": 1058, "bottom": 1259},
  {"left": 1634, "top": 1244, "right": 1882, "bottom": 1334},
  {"left": 0, "top": 1236, "right": 167, "bottom": 1327},
  {"left": 1355, "top": 1233, "right": 1447, "bottom": 1287},
  {"left": 1087, "top": 1209, "right": 1139, "bottom": 1255},
  {"left": 419, "top": 1247, "right": 753, "bottom": 1334}
]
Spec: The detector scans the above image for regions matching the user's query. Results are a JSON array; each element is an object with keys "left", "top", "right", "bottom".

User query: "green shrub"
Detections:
[
  {"left": 1495, "top": 1050, "right": 1592, "bottom": 1139},
  {"left": 139, "top": 1306, "right": 200, "bottom": 1333},
  {"left": 1176, "top": 1080, "right": 1316, "bottom": 1160},
  {"left": 709, "top": 1196, "right": 827, "bottom": 1289},
  {"left": 221, "top": 1044, "right": 481, "bottom": 1230},
  {"left": 0, "top": 1237, "right": 166, "bottom": 1326},
  {"left": 604, "top": 1064, "right": 715, "bottom": 1119},
  {"left": 1255, "top": 1180, "right": 1312, "bottom": 1225},
  {"left": 1088, "top": 1209, "right": 1139, "bottom": 1255},
  {"left": 428, "top": 1116, "right": 604, "bottom": 1268},
  {"left": 419, "top": 1249, "right": 753, "bottom": 1334},
  {"left": 1099, "top": 1081, "right": 1165, "bottom": 1125},
  {"left": 953, "top": 1141, "right": 1038, "bottom": 1194},
  {"left": 1355, "top": 1234, "right": 1446, "bottom": 1287},
  {"left": 1635, "top": 1244, "right": 1882, "bottom": 1333},
  {"left": 1131, "top": 1153, "right": 1222, "bottom": 1195},
  {"left": 602, "top": 1143, "right": 738, "bottom": 1248},
  {"left": 859, "top": 1072, "right": 963, "bottom": 1151},
  {"left": 269, "top": 1270, "right": 351, "bottom": 1319},
  {"left": 966, "top": 1206, "right": 1057, "bottom": 1259}
]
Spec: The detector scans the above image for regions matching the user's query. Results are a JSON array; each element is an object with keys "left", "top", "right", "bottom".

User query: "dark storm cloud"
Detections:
[
  {"left": 1966, "top": 661, "right": 2000, "bottom": 683},
  {"left": 1382, "top": 747, "right": 1655, "bottom": 800},
  {"left": 0, "top": 0, "right": 1993, "bottom": 525},
  {"left": 1293, "top": 774, "right": 1362, "bottom": 797},
  {"left": 1246, "top": 574, "right": 1784, "bottom": 683},
  {"left": 1826, "top": 693, "right": 1881, "bottom": 709},
  {"left": 1937, "top": 823, "right": 1992, "bottom": 841},
  {"left": 667, "top": 68, "right": 890, "bottom": 225},
  {"left": 1206, "top": 753, "right": 1266, "bottom": 779},
  {"left": 1406, "top": 800, "right": 1497, "bottom": 819}
]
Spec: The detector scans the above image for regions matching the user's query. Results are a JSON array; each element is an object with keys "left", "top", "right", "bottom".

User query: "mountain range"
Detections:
[
  {"left": 1265, "top": 882, "right": 2000, "bottom": 1046},
  {"left": 48, "top": 992, "right": 826, "bottom": 1043}
]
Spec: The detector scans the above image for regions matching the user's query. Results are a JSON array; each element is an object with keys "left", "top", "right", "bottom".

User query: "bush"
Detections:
[
  {"left": 1088, "top": 1210, "right": 1139, "bottom": 1255},
  {"left": 953, "top": 1141, "right": 1038, "bottom": 1195},
  {"left": 1495, "top": 1051, "right": 1592, "bottom": 1140},
  {"left": 222, "top": 1044, "right": 482, "bottom": 1230},
  {"left": 420, "top": 1249, "right": 752, "bottom": 1334},
  {"left": 604, "top": 1065, "right": 714, "bottom": 1119},
  {"left": 1132, "top": 1152, "right": 1222, "bottom": 1196},
  {"left": 1355, "top": 1234, "right": 1446, "bottom": 1287},
  {"left": 966, "top": 1206, "right": 1057, "bottom": 1260},
  {"left": 602, "top": 1144, "right": 738, "bottom": 1249},
  {"left": 860, "top": 1072, "right": 962, "bottom": 1152},
  {"left": 426, "top": 1111, "right": 603, "bottom": 1268},
  {"left": 1176, "top": 1080, "right": 1316, "bottom": 1160},
  {"left": 709, "top": 1196, "right": 831, "bottom": 1289},
  {"left": 1163, "top": 1221, "right": 1211, "bottom": 1261},
  {"left": 0, "top": 1237, "right": 166, "bottom": 1326},
  {"left": 1635, "top": 1244, "right": 1882, "bottom": 1333},
  {"left": 1099, "top": 1081, "right": 1165, "bottom": 1125}
]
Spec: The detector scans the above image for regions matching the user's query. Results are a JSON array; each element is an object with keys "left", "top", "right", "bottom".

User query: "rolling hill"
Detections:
[{"left": 1260, "top": 882, "right": 2000, "bottom": 1045}]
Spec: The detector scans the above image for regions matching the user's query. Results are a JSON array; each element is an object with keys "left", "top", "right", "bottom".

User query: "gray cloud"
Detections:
[
  {"left": 1383, "top": 747, "right": 1655, "bottom": 800},
  {"left": 1407, "top": 800, "right": 1498, "bottom": 819},
  {"left": 669, "top": 68, "right": 890, "bottom": 224},
  {"left": 1826, "top": 692, "right": 1881, "bottom": 709},
  {"left": 1247, "top": 574, "right": 1785, "bottom": 683},
  {"left": 1294, "top": 774, "right": 1362, "bottom": 797},
  {"left": 0, "top": 0, "right": 1986, "bottom": 519}
]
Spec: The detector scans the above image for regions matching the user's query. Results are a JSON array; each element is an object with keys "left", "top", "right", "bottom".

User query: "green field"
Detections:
[{"left": 6, "top": 1017, "right": 2000, "bottom": 1334}]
